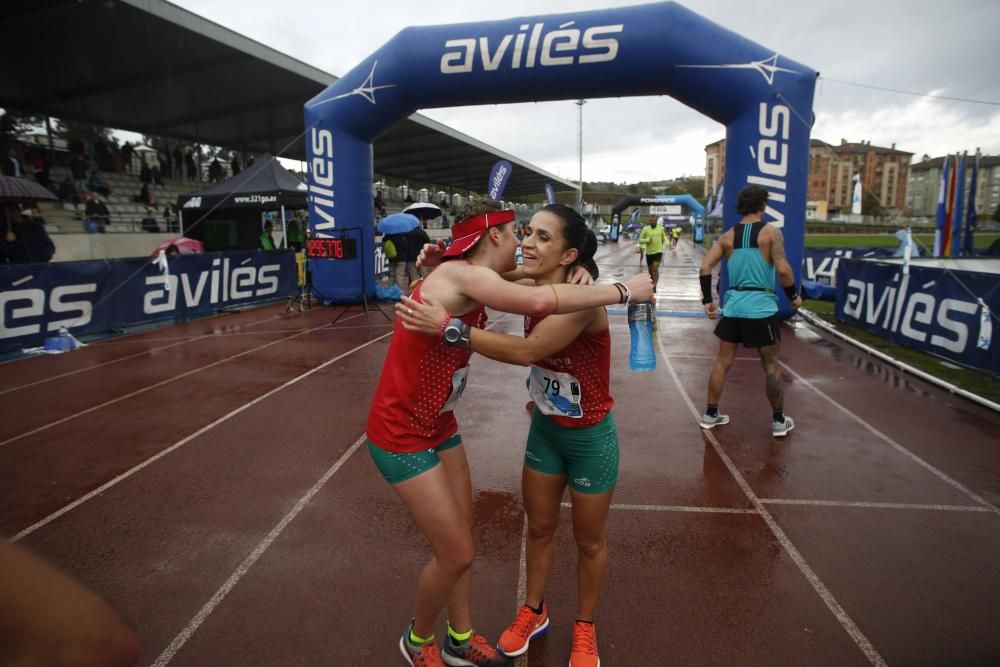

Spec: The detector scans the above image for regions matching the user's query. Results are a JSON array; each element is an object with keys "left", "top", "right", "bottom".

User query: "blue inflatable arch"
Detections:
[
  {"left": 610, "top": 194, "right": 706, "bottom": 242},
  {"left": 305, "top": 1, "right": 816, "bottom": 317}
]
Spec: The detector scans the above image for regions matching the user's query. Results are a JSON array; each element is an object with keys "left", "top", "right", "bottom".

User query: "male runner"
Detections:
[
  {"left": 698, "top": 185, "right": 801, "bottom": 437},
  {"left": 637, "top": 217, "right": 669, "bottom": 286}
]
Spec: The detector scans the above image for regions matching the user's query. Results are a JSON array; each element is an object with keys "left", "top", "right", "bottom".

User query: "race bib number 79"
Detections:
[{"left": 528, "top": 366, "right": 583, "bottom": 418}]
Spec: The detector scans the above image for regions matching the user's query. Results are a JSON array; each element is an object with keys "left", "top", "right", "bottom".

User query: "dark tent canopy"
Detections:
[{"left": 177, "top": 154, "right": 307, "bottom": 211}]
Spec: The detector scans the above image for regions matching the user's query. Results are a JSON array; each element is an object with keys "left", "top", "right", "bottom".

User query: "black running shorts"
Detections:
[
  {"left": 714, "top": 314, "right": 781, "bottom": 348},
  {"left": 646, "top": 252, "right": 663, "bottom": 265}
]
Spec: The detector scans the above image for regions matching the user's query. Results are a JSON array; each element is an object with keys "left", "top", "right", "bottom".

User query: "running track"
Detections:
[{"left": 2, "top": 240, "right": 998, "bottom": 665}]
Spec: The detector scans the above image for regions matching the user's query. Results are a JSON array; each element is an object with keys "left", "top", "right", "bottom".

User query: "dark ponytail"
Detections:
[{"left": 539, "top": 204, "right": 599, "bottom": 279}]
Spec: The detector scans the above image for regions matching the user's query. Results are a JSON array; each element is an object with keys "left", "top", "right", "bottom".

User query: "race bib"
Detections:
[
  {"left": 440, "top": 365, "right": 470, "bottom": 414},
  {"left": 528, "top": 366, "right": 583, "bottom": 418}
]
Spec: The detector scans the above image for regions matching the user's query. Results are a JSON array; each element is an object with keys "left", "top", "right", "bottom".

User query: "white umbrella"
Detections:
[{"left": 402, "top": 202, "right": 442, "bottom": 220}]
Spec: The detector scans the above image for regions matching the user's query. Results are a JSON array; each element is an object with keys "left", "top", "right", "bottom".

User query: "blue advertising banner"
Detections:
[
  {"left": 803, "top": 247, "right": 896, "bottom": 287},
  {"left": 1, "top": 251, "right": 296, "bottom": 352},
  {"left": 836, "top": 259, "right": 999, "bottom": 374}
]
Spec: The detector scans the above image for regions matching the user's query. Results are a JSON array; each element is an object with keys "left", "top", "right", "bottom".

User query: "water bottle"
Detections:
[{"left": 628, "top": 301, "right": 656, "bottom": 372}]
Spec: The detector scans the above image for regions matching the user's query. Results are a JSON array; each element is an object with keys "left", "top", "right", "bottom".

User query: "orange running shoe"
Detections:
[
  {"left": 400, "top": 622, "right": 446, "bottom": 667},
  {"left": 569, "top": 620, "right": 600, "bottom": 667},
  {"left": 497, "top": 603, "right": 549, "bottom": 657},
  {"left": 442, "top": 631, "right": 509, "bottom": 666}
]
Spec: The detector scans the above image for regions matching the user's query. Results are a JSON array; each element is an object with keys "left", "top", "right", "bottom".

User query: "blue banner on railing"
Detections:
[
  {"left": 836, "top": 258, "right": 999, "bottom": 374},
  {"left": 803, "top": 247, "right": 898, "bottom": 287},
  {"left": 1, "top": 251, "right": 296, "bottom": 351}
]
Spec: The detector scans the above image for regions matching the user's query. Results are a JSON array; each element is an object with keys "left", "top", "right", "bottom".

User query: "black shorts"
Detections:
[
  {"left": 714, "top": 314, "right": 781, "bottom": 348},
  {"left": 646, "top": 252, "right": 663, "bottom": 264}
]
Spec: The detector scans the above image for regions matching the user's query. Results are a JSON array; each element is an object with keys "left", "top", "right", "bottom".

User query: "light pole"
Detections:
[{"left": 576, "top": 99, "right": 586, "bottom": 215}]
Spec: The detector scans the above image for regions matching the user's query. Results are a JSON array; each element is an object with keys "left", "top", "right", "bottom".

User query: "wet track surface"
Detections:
[{"left": 2, "top": 240, "right": 998, "bottom": 665}]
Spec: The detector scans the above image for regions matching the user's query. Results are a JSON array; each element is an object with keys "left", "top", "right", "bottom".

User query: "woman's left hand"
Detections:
[{"left": 396, "top": 294, "right": 449, "bottom": 335}]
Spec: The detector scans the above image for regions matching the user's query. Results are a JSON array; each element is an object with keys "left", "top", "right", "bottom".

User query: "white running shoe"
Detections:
[
  {"left": 772, "top": 416, "right": 795, "bottom": 437},
  {"left": 699, "top": 413, "right": 730, "bottom": 430}
]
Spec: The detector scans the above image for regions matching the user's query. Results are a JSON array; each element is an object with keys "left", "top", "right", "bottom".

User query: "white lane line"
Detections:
[
  {"left": 0, "top": 336, "right": 212, "bottom": 396},
  {"left": 0, "top": 316, "right": 361, "bottom": 449},
  {"left": 658, "top": 354, "right": 759, "bottom": 361},
  {"left": 559, "top": 502, "right": 756, "bottom": 514},
  {"left": 150, "top": 433, "right": 369, "bottom": 667},
  {"left": 761, "top": 499, "right": 993, "bottom": 512},
  {"left": 11, "top": 332, "right": 389, "bottom": 542},
  {"left": 779, "top": 361, "right": 1000, "bottom": 517},
  {"left": 661, "top": 344, "right": 887, "bottom": 667},
  {"left": 513, "top": 518, "right": 528, "bottom": 667}
]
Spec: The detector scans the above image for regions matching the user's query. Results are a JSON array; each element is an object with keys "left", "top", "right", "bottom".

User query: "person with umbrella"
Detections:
[
  {"left": 0, "top": 175, "right": 60, "bottom": 263},
  {"left": 1, "top": 204, "right": 54, "bottom": 264},
  {"left": 379, "top": 212, "right": 422, "bottom": 292}
]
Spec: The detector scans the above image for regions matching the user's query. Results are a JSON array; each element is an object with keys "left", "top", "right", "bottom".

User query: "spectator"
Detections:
[
  {"left": 3, "top": 146, "right": 22, "bottom": 177},
  {"left": 94, "top": 138, "right": 111, "bottom": 171},
  {"left": 158, "top": 149, "right": 170, "bottom": 180},
  {"left": 58, "top": 176, "right": 80, "bottom": 208},
  {"left": 230, "top": 154, "right": 241, "bottom": 176},
  {"left": 162, "top": 204, "right": 177, "bottom": 233},
  {"left": 151, "top": 162, "right": 163, "bottom": 187},
  {"left": 139, "top": 158, "right": 151, "bottom": 185},
  {"left": 172, "top": 145, "right": 183, "bottom": 178},
  {"left": 29, "top": 151, "right": 50, "bottom": 190},
  {"left": 121, "top": 141, "right": 134, "bottom": 174},
  {"left": 208, "top": 158, "right": 223, "bottom": 183},
  {"left": 87, "top": 172, "right": 112, "bottom": 198},
  {"left": 185, "top": 150, "right": 197, "bottom": 180},
  {"left": 402, "top": 224, "right": 431, "bottom": 283},
  {"left": 259, "top": 221, "right": 276, "bottom": 250},
  {"left": 283, "top": 219, "right": 305, "bottom": 251},
  {"left": 164, "top": 243, "right": 181, "bottom": 257},
  {"left": 84, "top": 193, "right": 110, "bottom": 234},
  {"left": 1, "top": 204, "right": 55, "bottom": 263},
  {"left": 140, "top": 206, "right": 160, "bottom": 233},
  {"left": 137, "top": 182, "right": 157, "bottom": 207},
  {"left": 70, "top": 153, "right": 88, "bottom": 194}
]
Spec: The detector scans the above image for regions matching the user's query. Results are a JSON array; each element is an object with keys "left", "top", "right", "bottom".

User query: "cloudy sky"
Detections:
[{"left": 174, "top": 0, "right": 1000, "bottom": 184}]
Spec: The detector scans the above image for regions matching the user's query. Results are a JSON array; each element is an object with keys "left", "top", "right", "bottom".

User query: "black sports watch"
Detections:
[{"left": 442, "top": 318, "right": 471, "bottom": 347}]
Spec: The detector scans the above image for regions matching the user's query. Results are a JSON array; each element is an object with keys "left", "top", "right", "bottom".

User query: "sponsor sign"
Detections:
[
  {"left": 1, "top": 251, "right": 295, "bottom": 351},
  {"left": 836, "top": 259, "right": 999, "bottom": 373}
]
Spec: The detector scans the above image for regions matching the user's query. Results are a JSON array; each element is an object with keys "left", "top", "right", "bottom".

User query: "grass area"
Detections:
[
  {"left": 805, "top": 233, "right": 999, "bottom": 250},
  {"left": 802, "top": 300, "right": 999, "bottom": 404}
]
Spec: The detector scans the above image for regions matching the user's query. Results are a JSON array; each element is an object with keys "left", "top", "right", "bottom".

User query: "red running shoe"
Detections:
[
  {"left": 569, "top": 621, "right": 600, "bottom": 667},
  {"left": 497, "top": 603, "right": 549, "bottom": 657}
]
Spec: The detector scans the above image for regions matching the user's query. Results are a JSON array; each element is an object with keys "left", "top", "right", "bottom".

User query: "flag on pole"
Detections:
[
  {"left": 933, "top": 155, "right": 949, "bottom": 256},
  {"left": 941, "top": 155, "right": 958, "bottom": 257},
  {"left": 962, "top": 150, "right": 980, "bottom": 256},
  {"left": 709, "top": 182, "right": 724, "bottom": 218},
  {"left": 851, "top": 174, "right": 862, "bottom": 215},
  {"left": 950, "top": 152, "right": 967, "bottom": 258}
]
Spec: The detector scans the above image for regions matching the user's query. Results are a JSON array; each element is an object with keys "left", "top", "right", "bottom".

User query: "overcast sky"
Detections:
[{"left": 174, "top": 0, "right": 1000, "bottom": 184}]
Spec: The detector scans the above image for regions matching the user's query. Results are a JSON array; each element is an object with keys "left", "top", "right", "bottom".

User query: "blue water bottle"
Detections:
[{"left": 628, "top": 301, "right": 656, "bottom": 372}]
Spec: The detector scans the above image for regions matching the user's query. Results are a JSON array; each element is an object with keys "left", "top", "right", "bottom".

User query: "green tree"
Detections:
[
  {"left": 1, "top": 109, "right": 45, "bottom": 146},
  {"left": 54, "top": 119, "right": 112, "bottom": 147},
  {"left": 861, "top": 190, "right": 881, "bottom": 216}
]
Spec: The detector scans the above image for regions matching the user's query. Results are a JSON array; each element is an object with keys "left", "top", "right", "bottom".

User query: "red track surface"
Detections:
[{"left": 2, "top": 241, "right": 998, "bottom": 666}]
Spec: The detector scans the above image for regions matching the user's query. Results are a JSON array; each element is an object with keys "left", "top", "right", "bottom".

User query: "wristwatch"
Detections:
[{"left": 442, "top": 317, "right": 471, "bottom": 347}]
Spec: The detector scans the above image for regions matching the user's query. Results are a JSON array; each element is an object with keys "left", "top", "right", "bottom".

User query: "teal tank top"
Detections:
[{"left": 722, "top": 221, "right": 777, "bottom": 319}]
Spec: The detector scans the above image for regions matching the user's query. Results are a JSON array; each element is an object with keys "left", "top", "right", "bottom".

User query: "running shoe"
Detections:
[
  {"left": 442, "top": 631, "right": 510, "bottom": 666},
  {"left": 497, "top": 603, "right": 549, "bottom": 657},
  {"left": 772, "top": 416, "right": 795, "bottom": 437},
  {"left": 400, "top": 623, "right": 446, "bottom": 667},
  {"left": 569, "top": 621, "right": 600, "bottom": 667},
  {"left": 699, "top": 413, "right": 730, "bottom": 430}
]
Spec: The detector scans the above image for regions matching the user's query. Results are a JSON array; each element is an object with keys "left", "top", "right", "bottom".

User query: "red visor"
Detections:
[{"left": 442, "top": 209, "right": 517, "bottom": 258}]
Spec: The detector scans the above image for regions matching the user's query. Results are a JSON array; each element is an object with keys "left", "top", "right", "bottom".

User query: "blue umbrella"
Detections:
[{"left": 378, "top": 212, "right": 421, "bottom": 235}]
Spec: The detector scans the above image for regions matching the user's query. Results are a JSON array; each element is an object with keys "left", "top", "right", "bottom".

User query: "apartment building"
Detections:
[
  {"left": 707, "top": 137, "right": 913, "bottom": 217},
  {"left": 907, "top": 155, "right": 1000, "bottom": 218}
]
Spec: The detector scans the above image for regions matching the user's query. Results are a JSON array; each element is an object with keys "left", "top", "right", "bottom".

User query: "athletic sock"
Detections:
[
  {"left": 706, "top": 404, "right": 719, "bottom": 417},
  {"left": 526, "top": 600, "right": 544, "bottom": 615},
  {"left": 447, "top": 624, "right": 472, "bottom": 644},
  {"left": 409, "top": 628, "right": 434, "bottom": 646},
  {"left": 773, "top": 409, "right": 784, "bottom": 423},
  {"left": 575, "top": 619, "right": 594, "bottom": 625}
]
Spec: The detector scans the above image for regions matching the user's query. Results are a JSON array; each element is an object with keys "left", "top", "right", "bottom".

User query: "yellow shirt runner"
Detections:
[{"left": 638, "top": 224, "right": 669, "bottom": 255}]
